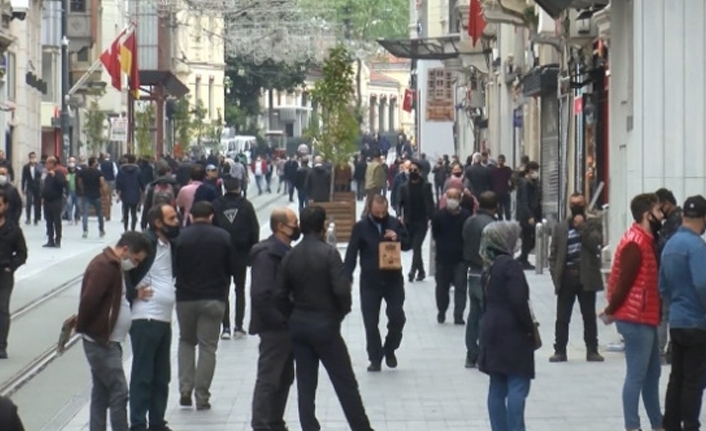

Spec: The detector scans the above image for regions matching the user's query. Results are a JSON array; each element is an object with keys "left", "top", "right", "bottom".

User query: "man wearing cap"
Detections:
[
  {"left": 659, "top": 195, "right": 706, "bottom": 431},
  {"left": 202, "top": 164, "right": 223, "bottom": 199}
]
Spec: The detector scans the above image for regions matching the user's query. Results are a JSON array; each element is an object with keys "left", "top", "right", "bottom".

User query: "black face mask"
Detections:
[
  {"left": 409, "top": 172, "right": 420, "bottom": 181},
  {"left": 370, "top": 214, "right": 387, "bottom": 225},
  {"left": 286, "top": 225, "right": 301, "bottom": 242},
  {"left": 161, "top": 224, "right": 180, "bottom": 239},
  {"left": 648, "top": 214, "right": 663, "bottom": 234},
  {"left": 570, "top": 205, "right": 585, "bottom": 218},
  {"left": 452, "top": 172, "right": 462, "bottom": 178}
]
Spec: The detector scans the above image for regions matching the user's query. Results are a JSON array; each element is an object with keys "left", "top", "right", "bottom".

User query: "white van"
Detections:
[{"left": 221, "top": 135, "right": 256, "bottom": 162}]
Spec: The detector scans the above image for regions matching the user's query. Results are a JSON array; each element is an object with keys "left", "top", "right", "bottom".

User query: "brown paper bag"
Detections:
[{"left": 379, "top": 241, "right": 402, "bottom": 270}]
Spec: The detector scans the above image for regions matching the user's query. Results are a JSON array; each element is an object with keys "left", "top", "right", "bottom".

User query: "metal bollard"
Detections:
[
  {"left": 535, "top": 222, "right": 544, "bottom": 274},
  {"left": 429, "top": 239, "right": 436, "bottom": 277},
  {"left": 326, "top": 222, "right": 337, "bottom": 245}
]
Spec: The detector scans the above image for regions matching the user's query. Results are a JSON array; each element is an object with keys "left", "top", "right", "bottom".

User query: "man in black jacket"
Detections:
[
  {"left": 140, "top": 162, "right": 181, "bottom": 230},
  {"left": 516, "top": 161, "right": 541, "bottom": 269},
  {"left": 174, "top": 201, "right": 236, "bottom": 410},
  {"left": 212, "top": 178, "right": 260, "bottom": 339},
  {"left": 283, "top": 155, "right": 299, "bottom": 203},
  {"left": 250, "top": 207, "right": 298, "bottom": 431},
  {"left": 345, "top": 194, "right": 411, "bottom": 372},
  {"left": 0, "top": 396, "right": 25, "bottom": 431},
  {"left": 275, "top": 206, "right": 374, "bottom": 431},
  {"left": 42, "top": 157, "right": 67, "bottom": 248},
  {"left": 398, "top": 160, "right": 435, "bottom": 281},
  {"left": 21, "top": 152, "right": 42, "bottom": 225},
  {"left": 294, "top": 157, "right": 311, "bottom": 212},
  {"left": 461, "top": 191, "right": 497, "bottom": 368},
  {"left": 0, "top": 166, "right": 23, "bottom": 225},
  {"left": 0, "top": 191, "right": 27, "bottom": 359},
  {"left": 305, "top": 156, "right": 331, "bottom": 203}
]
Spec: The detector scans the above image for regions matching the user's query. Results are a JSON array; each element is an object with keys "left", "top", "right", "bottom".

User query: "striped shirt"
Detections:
[{"left": 566, "top": 227, "right": 581, "bottom": 268}]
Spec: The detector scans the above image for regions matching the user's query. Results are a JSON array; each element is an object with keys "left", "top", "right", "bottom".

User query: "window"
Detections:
[
  {"left": 70, "top": 0, "right": 85, "bottom": 12},
  {"left": 76, "top": 48, "right": 88, "bottom": 62},
  {"left": 6, "top": 53, "right": 15, "bottom": 101},
  {"left": 195, "top": 76, "right": 201, "bottom": 103},
  {"left": 42, "top": 52, "right": 54, "bottom": 102},
  {"left": 208, "top": 78, "right": 214, "bottom": 118}
]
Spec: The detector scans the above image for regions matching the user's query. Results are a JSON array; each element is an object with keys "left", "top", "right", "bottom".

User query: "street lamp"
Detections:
[{"left": 61, "top": 31, "right": 71, "bottom": 162}]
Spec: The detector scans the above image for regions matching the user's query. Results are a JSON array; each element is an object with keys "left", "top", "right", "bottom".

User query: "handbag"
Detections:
[{"left": 528, "top": 300, "right": 542, "bottom": 351}]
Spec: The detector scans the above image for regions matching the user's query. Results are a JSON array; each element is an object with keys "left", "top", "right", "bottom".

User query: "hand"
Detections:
[
  {"left": 463, "top": 188, "right": 471, "bottom": 196},
  {"left": 4, "top": 268, "right": 11, "bottom": 273},
  {"left": 383, "top": 229, "right": 398, "bottom": 241},
  {"left": 599, "top": 311, "right": 615, "bottom": 325},
  {"left": 48, "top": 170, "right": 55, "bottom": 177},
  {"left": 528, "top": 218, "right": 536, "bottom": 226},
  {"left": 573, "top": 213, "right": 585, "bottom": 227},
  {"left": 137, "top": 286, "right": 154, "bottom": 301}
]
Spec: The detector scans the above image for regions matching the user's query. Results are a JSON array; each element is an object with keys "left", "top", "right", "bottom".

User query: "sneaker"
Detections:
[
  {"left": 24, "top": 219, "right": 30, "bottom": 225},
  {"left": 220, "top": 329, "right": 231, "bottom": 340},
  {"left": 549, "top": 352, "right": 568, "bottom": 363},
  {"left": 367, "top": 362, "right": 381, "bottom": 372},
  {"left": 384, "top": 350, "right": 398, "bottom": 368},
  {"left": 408, "top": 272, "right": 415, "bottom": 283},
  {"left": 42, "top": 242, "right": 56, "bottom": 248},
  {"left": 100, "top": 231, "right": 106, "bottom": 238},
  {"left": 454, "top": 317, "right": 465, "bottom": 325},
  {"left": 586, "top": 351, "right": 605, "bottom": 362},
  {"left": 416, "top": 271, "right": 426, "bottom": 282},
  {"left": 82, "top": 232, "right": 88, "bottom": 238},
  {"left": 179, "top": 392, "right": 192, "bottom": 407},
  {"left": 233, "top": 328, "right": 247, "bottom": 339}
]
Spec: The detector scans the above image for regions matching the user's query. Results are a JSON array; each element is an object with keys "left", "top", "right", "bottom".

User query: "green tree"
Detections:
[
  {"left": 84, "top": 97, "right": 107, "bottom": 154},
  {"left": 305, "top": 45, "right": 358, "bottom": 198},
  {"left": 173, "top": 97, "right": 193, "bottom": 150},
  {"left": 135, "top": 103, "right": 155, "bottom": 157}
]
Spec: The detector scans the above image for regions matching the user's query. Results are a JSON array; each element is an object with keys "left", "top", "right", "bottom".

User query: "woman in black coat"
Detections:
[{"left": 478, "top": 221, "right": 536, "bottom": 431}]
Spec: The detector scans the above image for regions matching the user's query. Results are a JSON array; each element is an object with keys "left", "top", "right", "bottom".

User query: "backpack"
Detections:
[{"left": 151, "top": 182, "right": 176, "bottom": 207}]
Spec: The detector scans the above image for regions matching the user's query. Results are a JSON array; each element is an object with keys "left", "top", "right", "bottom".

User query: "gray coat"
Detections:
[{"left": 548, "top": 216, "right": 604, "bottom": 294}]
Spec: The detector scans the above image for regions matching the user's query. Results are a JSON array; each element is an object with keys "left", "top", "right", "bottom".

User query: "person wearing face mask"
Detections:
[
  {"left": 212, "top": 177, "right": 261, "bottom": 340},
  {"left": 431, "top": 188, "right": 472, "bottom": 325},
  {"left": 63, "top": 157, "right": 80, "bottom": 224},
  {"left": 0, "top": 167, "right": 22, "bottom": 225},
  {"left": 124, "top": 204, "right": 180, "bottom": 431},
  {"left": 398, "top": 160, "right": 435, "bottom": 282},
  {"left": 516, "top": 161, "right": 542, "bottom": 270},
  {"left": 249, "top": 208, "right": 298, "bottom": 431},
  {"left": 305, "top": 155, "right": 332, "bottom": 203},
  {"left": 174, "top": 201, "right": 237, "bottom": 410},
  {"left": 547, "top": 192, "right": 605, "bottom": 363},
  {"left": 391, "top": 160, "right": 411, "bottom": 215},
  {"left": 657, "top": 195, "right": 706, "bottom": 431},
  {"left": 344, "top": 195, "right": 411, "bottom": 371},
  {"left": 601, "top": 193, "right": 665, "bottom": 431},
  {"left": 21, "top": 151, "right": 42, "bottom": 226},
  {"left": 76, "top": 232, "right": 153, "bottom": 431}
]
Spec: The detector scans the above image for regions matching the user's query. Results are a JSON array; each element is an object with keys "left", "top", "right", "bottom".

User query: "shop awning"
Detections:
[
  {"left": 139, "top": 71, "right": 190, "bottom": 99},
  {"left": 534, "top": 0, "right": 608, "bottom": 19},
  {"left": 522, "top": 65, "right": 560, "bottom": 97},
  {"left": 377, "top": 35, "right": 461, "bottom": 60}
]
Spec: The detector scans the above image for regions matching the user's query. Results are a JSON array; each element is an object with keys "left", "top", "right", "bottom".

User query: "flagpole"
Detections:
[{"left": 60, "top": 0, "right": 71, "bottom": 160}]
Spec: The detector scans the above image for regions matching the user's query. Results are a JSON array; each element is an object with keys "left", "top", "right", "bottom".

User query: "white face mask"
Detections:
[
  {"left": 121, "top": 258, "right": 137, "bottom": 271},
  {"left": 530, "top": 171, "right": 539, "bottom": 180},
  {"left": 446, "top": 198, "right": 460, "bottom": 210},
  {"left": 68, "top": 162, "right": 76, "bottom": 168},
  {"left": 0, "top": 175, "right": 7, "bottom": 185}
]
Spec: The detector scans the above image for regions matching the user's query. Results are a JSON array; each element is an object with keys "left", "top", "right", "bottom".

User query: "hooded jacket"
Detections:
[
  {"left": 248, "top": 235, "right": 291, "bottom": 334},
  {"left": 116, "top": 163, "right": 145, "bottom": 205}
]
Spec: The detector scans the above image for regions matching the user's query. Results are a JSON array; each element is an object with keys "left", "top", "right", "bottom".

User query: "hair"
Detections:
[
  {"left": 368, "top": 194, "right": 388, "bottom": 212},
  {"left": 301, "top": 157, "right": 309, "bottom": 166},
  {"left": 525, "top": 161, "right": 539, "bottom": 172},
  {"left": 630, "top": 193, "right": 659, "bottom": 223},
  {"left": 270, "top": 210, "right": 289, "bottom": 233},
  {"left": 190, "top": 164, "right": 206, "bottom": 181},
  {"left": 570, "top": 191, "right": 584, "bottom": 200},
  {"left": 481, "top": 151, "right": 488, "bottom": 157},
  {"left": 498, "top": 154, "right": 506, "bottom": 160},
  {"left": 88, "top": 156, "right": 97, "bottom": 167},
  {"left": 479, "top": 191, "right": 498, "bottom": 210},
  {"left": 190, "top": 201, "right": 215, "bottom": 219},
  {"left": 300, "top": 206, "right": 327, "bottom": 235},
  {"left": 655, "top": 188, "right": 677, "bottom": 206},
  {"left": 126, "top": 154, "right": 137, "bottom": 164},
  {"left": 28, "top": 151, "right": 36, "bottom": 158},
  {"left": 156, "top": 161, "right": 171, "bottom": 176},
  {"left": 147, "top": 204, "right": 169, "bottom": 229},
  {"left": 0, "top": 190, "right": 7, "bottom": 204},
  {"left": 116, "top": 231, "right": 153, "bottom": 255},
  {"left": 520, "top": 155, "right": 530, "bottom": 165},
  {"left": 223, "top": 177, "right": 241, "bottom": 193}
]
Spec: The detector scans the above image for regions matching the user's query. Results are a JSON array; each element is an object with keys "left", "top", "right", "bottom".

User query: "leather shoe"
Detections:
[
  {"left": 367, "top": 362, "right": 381, "bottom": 372},
  {"left": 586, "top": 351, "right": 605, "bottom": 362},
  {"left": 384, "top": 350, "right": 398, "bottom": 368},
  {"left": 179, "top": 392, "right": 192, "bottom": 407},
  {"left": 549, "top": 352, "right": 567, "bottom": 363}
]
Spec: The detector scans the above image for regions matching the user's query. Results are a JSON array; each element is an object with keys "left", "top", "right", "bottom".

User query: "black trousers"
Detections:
[
  {"left": 44, "top": 199, "right": 63, "bottom": 244},
  {"left": 25, "top": 188, "right": 41, "bottom": 223},
  {"left": 553, "top": 270, "right": 598, "bottom": 353},
  {"left": 435, "top": 261, "right": 468, "bottom": 320},
  {"left": 252, "top": 330, "right": 294, "bottom": 431},
  {"left": 122, "top": 202, "right": 138, "bottom": 231},
  {"left": 0, "top": 271, "right": 14, "bottom": 353},
  {"left": 360, "top": 282, "right": 406, "bottom": 363},
  {"left": 222, "top": 264, "right": 247, "bottom": 330},
  {"left": 664, "top": 328, "right": 706, "bottom": 431},
  {"left": 355, "top": 180, "right": 365, "bottom": 201},
  {"left": 518, "top": 224, "right": 535, "bottom": 263},
  {"left": 497, "top": 193, "right": 511, "bottom": 221},
  {"left": 407, "top": 221, "right": 428, "bottom": 275},
  {"left": 288, "top": 180, "right": 295, "bottom": 202},
  {"left": 289, "top": 317, "right": 373, "bottom": 431}
]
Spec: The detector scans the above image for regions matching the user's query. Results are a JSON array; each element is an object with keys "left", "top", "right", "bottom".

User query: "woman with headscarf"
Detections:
[{"left": 478, "top": 221, "right": 536, "bottom": 431}]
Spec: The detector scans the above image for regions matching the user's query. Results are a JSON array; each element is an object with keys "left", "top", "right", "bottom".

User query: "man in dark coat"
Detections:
[
  {"left": 116, "top": 154, "right": 146, "bottom": 232},
  {"left": 397, "top": 160, "right": 435, "bottom": 282},
  {"left": 250, "top": 208, "right": 298, "bottom": 431},
  {"left": 0, "top": 166, "right": 22, "bottom": 225},
  {"left": 548, "top": 192, "right": 605, "bottom": 363},
  {"left": 21, "top": 151, "right": 42, "bottom": 225},
  {"left": 283, "top": 155, "right": 299, "bottom": 203},
  {"left": 464, "top": 153, "right": 493, "bottom": 196},
  {"left": 0, "top": 396, "right": 25, "bottom": 430},
  {"left": 515, "top": 161, "right": 541, "bottom": 269},
  {"left": 304, "top": 156, "right": 331, "bottom": 203},
  {"left": 345, "top": 194, "right": 411, "bottom": 372}
]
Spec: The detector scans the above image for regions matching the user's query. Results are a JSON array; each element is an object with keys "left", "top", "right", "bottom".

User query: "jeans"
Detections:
[
  {"left": 407, "top": 221, "right": 428, "bottom": 275},
  {"left": 297, "top": 188, "right": 308, "bottom": 212},
  {"left": 222, "top": 265, "right": 247, "bottom": 331},
  {"left": 64, "top": 191, "right": 80, "bottom": 221},
  {"left": 0, "top": 271, "right": 14, "bottom": 353},
  {"left": 255, "top": 175, "right": 263, "bottom": 194},
  {"left": 122, "top": 202, "right": 138, "bottom": 231},
  {"left": 176, "top": 300, "right": 225, "bottom": 406},
  {"left": 288, "top": 180, "right": 295, "bottom": 202},
  {"left": 355, "top": 180, "right": 365, "bottom": 201},
  {"left": 129, "top": 319, "right": 171, "bottom": 430},
  {"left": 289, "top": 316, "right": 373, "bottom": 431},
  {"left": 360, "top": 282, "right": 406, "bottom": 363},
  {"left": 497, "top": 193, "right": 511, "bottom": 221},
  {"left": 83, "top": 340, "right": 129, "bottom": 431},
  {"left": 658, "top": 297, "right": 671, "bottom": 354},
  {"left": 44, "top": 199, "right": 63, "bottom": 244},
  {"left": 553, "top": 270, "right": 598, "bottom": 353},
  {"left": 663, "top": 328, "right": 706, "bottom": 431},
  {"left": 434, "top": 261, "right": 468, "bottom": 320},
  {"left": 615, "top": 320, "right": 663, "bottom": 430},
  {"left": 83, "top": 197, "right": 105, "bottom": 234},
  {"left": 252, "top": 330, "right": 294, "bottom": 431},
  {"left": 487, "top": 373, "right": 531, "bottom": 431},
  {"left": 466, "top": 272, "right": 483, "bottom": 362}
]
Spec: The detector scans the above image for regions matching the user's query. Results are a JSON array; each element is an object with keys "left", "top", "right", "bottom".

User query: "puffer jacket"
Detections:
[{"left": 608, "top": 223, "right": 661, "bottom": 326}]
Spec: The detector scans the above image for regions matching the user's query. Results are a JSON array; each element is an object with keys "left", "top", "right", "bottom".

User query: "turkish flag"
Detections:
[
  {"left": 468, "top": 0, "right": 486, "bottom": 47},
  {"left": 403, "top": 89, "right": 414, "bottom": 112},
  {"left": 100, "top": 35, "right": 123, "bottom": 91}
]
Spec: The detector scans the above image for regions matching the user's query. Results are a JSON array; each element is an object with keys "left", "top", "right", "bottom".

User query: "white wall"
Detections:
[{"left": 417, "top": 59, "right": 454, "bottom": 160}]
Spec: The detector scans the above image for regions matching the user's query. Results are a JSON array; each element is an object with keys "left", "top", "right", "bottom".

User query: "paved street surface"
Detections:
[{"left": 34, "top": 198, "right": 699, "bottom": 430}]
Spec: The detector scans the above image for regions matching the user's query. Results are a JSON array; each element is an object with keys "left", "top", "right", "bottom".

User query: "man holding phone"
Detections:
[{"left": 126, "top": 204, "right": 181, "bottom": 431}]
